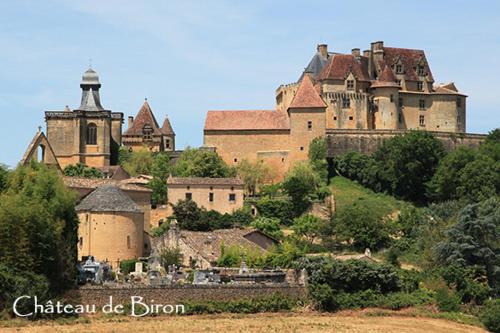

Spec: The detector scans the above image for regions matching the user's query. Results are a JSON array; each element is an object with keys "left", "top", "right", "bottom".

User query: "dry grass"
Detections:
[{"left": 0, "top": 311, "right": 486, "bottom": 333}]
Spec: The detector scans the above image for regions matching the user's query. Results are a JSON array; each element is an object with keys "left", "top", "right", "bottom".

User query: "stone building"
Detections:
[
  {"left": 45, "top": 68, "right": 123, "bottom": 169},
  {"left": 122, "top": 100, "right": 175, "bottom": 152},
  {"left": 155, "top": 225, "right": 278, "bottom": 269},
  {"left": 167, "top": 176, "right": 245, "bottom": 214},
  {"left": 75, "top": 185, "right": 145, "bottom": 268},
  {"left": 204, "top": 41, "right": 480, "bottom": 178}
]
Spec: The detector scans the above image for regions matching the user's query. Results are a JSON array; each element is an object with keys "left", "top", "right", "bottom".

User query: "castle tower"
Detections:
[
  {"left": 45, "top": 68, "right": 123, "bottom": 169},
  {"left": 371, "top": 66, "right": 400, "bottom": 129}
]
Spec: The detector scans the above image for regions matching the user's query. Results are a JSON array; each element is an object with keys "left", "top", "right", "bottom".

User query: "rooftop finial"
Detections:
[
  {"left": 38, "top": 126, "right": 42, "bottom": 132},
  {"left": 145, "top": 97, "right": 148, "bottom": 101},
  {"left": 89, "top": 57, "right": 92, "bottom": 69}
]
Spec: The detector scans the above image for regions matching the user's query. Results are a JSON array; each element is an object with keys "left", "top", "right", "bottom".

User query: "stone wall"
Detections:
[
  {"left": 64, "top": 285, "right": 308, "bottom": 308},
  {"left": 326, "top": 129, "right": 486, "bottom": 157}
]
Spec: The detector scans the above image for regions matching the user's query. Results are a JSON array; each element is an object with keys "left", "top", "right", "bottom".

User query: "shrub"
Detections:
[
  {"left": 480, "top": 299, "right": 500, "bottom": 333},
  {"left": 63, "top": 163, "right": 103, "bottom": 178},
  {"left": 255, "top": 196, "right": 294, "bottom": 225},
  {"left": 160, "top": 247, "right": 182, "bottom": 269},
  {"left": 251, "top": 217, "right": 284, "bottom": 240},
  {"left": 435, "top": 287, "right": 461, "bottom": 312},
  {"left": 119, "top": 259, "right": 137, "bottom": 274}
]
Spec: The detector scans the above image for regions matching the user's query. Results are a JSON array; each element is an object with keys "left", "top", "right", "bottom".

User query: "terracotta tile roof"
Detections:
[
  {"left": 167, "top": 176, "right": 244, "bottom": 186},
  {"left": 318, "top": 54, "right": 370, "bottom": 81},
  {"left": 124, "top": 101, "right": 162, "bottom": 136},
  {"left": 179, "top": 228, "right": 272, "bottom": 263},
  {"left": 161, "top": 116, "right": 175, "bottom": 135},
  {"left": 371, "top": 65, "right": 400, "bottom": 88},
  {"left": 75, "top": 185, "right": 143, "bottom": 213},
  {"left": 63, "top": 177, "right": 152, "bottom": 192},
  {"left": 289, "top": 74, "right": 326, "bottom": 109},
  {"left": 204, "top": 110, "right": 290, "bottom": 131},
  {"left": 382, "top": 47, "right": 434, "bottom": 82}
]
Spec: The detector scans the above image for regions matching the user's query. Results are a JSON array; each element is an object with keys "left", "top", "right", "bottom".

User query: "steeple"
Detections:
[{"left": 78, "top": 68, "right": 104, "bottom": 111}]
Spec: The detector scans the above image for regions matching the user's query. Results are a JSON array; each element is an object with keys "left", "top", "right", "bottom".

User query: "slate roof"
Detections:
[
  {"left": 75, "top": 185, "right": 143, "bottom": 213},
  {"left": 300, "top": 51, "right": 333, "bottom": 80},
  {"left": 63, "top": 177, "right": 152, "bottom": 192},
  {"left": 289, "top": 74, "right": 326, "bottom": 109},
  {"left": 167, "top": 176, "right": 244, "bottom": 186},
  {"left": 318, "top": 54, "right": 370, "bottom": 82},
  {"left": 124, "top": 101, "right": 162, "bottom": 136},
  {"left": 204, "top": 110, "right": 290, "bottom": 131},
  {"left": 381, "top": 47, "right": 434, "bottom": 82}
]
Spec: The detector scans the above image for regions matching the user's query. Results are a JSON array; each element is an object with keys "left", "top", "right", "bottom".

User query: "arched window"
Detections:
[{"left": 87, "top": 123, "right": 97, "bottom": 145}]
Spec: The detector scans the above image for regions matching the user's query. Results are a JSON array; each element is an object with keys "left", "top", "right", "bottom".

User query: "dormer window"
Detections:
[
  {"left": 417, "top": 65, "right": 425, "bottom": 76},
  {"left": 142, "top": 124, "right": 153, "bottom": 141},
  {"left": 346, "top": 80, "right": 354, "bottom": 90},
  {"left": 417, "top": 81, "right": 424, "bottom": 91},
  {"left": 396, "top": 64, "right": 403, "bottom": 74}
]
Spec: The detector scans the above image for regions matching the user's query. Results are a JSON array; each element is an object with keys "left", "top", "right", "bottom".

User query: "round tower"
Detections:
[{"left": 371, "top": 66, "right": 400, "bottom": 129}]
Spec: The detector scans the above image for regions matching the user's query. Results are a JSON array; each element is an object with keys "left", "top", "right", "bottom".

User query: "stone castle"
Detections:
[{"left": 204, "top": 41, "right": 479, "bottom": 177}]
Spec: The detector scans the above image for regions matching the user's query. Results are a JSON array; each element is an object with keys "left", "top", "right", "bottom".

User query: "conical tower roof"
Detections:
[
  {"left": 289, "top": 74, "right": 326, "bottom": 109},
  {"left": 124, "top": 100, "right": 162, "bottom": 136}
]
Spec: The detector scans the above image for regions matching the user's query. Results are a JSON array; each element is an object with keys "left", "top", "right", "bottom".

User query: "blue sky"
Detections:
[{"left": 0, "top": 0, "right": 499, "bottom": 167}]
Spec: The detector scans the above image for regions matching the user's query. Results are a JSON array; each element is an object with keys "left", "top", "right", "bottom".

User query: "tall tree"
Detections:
[
  {"left": 282, "top": 162, "right": 321, "bottom": 217},
  {"left": 149, "top": 152, "right": 171, "bottom": 205},
  {"left": 236, "top": 159, "right": 274, "bottom": 196},
  {"left": 173, "top": 147, "right": 235, "bottom": 178},
  {"left": 308, "top": 137, "right": 328, "bottom": 181}
]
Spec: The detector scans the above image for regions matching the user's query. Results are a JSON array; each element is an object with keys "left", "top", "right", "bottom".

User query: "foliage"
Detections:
[
  {"left": 333, "top": 200, "right": 392, "bottom": 251},
  {"left": 217, "top": 244, "right": 265, "bottom": 268},
  {"left": 308, "top": 136, "right": 328, "bottom": 181},
  {"left": 230, "top": 206, "right": 254, "bottom": 227},
  {"left": 440, "top": 264, "right": 492, "bottom": 304},
  {"left": 435, "top": 197, "right": 500, "bottom": 294},
  {"left": 0, "top": 162, "right": 78, "bottom": 292},
  {"left": 119, "top": 259, "right": 137, "bottom": 274},
  {"left": 150, "top": 220, "right": 170, "bottom": 237},
  {"left": 121, "top": 147, "right": 154, "bottom": 176},
  {"left": 148, "top": 152, "right": 171, "bottom": 205},
  {"left": 0, "top": 164, "right": 9, "bottom": 192},
  {"left": 292, "top": 214, "right": 326, "bottom": 244},
  {"left": 160, "top": 247, "right": 182, "bottom": 269},
  {"left": 250, "top": 217, "right": 284, "bottom": 240},
  {"left": 236, "top": 159, "right": 274, "bottom": 196},
  {"left": 254, "top": 196, "right": 294, "bottom": 225},
  {"left": 374, "top": 131, "right": 445, "bottom": 203},
  {"left": 63, "top": 163, "right": 103, "bottom": 178},
  {"left": 435, "top": 287, "right": 461, "bottom": 312},
  {"left": 263, "top": 241, "right": 304, "bottom": 268},
  {"left": 455, "top": 154, "right": 499, "bottom": 203},
  {"left": 479, "top": 128, "right": 500, "bottom": 162},
  {"left": 173, "top": 147, "right": 235, "bottom": 178},
  {"left": 480, "top": 299, "right": 500, "bottom": 333},
  {"left": 183, "top": 293, "right": 300, "bottom": 314},
  {"left": 172, "top": 199, "right": 203, "bottom": 230},
  {"left": 282, "top": 162, "right": 321, "bottom": 217}
]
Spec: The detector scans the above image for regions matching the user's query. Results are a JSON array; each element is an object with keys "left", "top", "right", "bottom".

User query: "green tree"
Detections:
[
  {"left": 236, "top": 159, "right": 274, "bottom": 196},
  {"left": 436, "top": 197, "right": 500, "bottom": 294},
  {"left": 173, "top": 147, "right": 235, "bottom": 178},
  {"left": 121, "top": 147, "right": 154, "bottom": 176},
  {"left": 251, "top": 217, "right": 284, "bottom": 240},
  {"left": 427, "top": 146, "right": 477, "bottom": 202},
  {"left": 292, "top": 214, "right": 325, "bottom": 244},
  {"left": 479, "top": 128, "right": 500, "bottom": 161},
  {"left": 456, "top": 154, "right": 499, "bottom": 203},
  {"left": 374, "top": 131, "right": 445, "bottom": 203},
  {"left": 334, "top": 200, "right": 391, "bottom": 251},
  {"left": 0, "top": 162, "right": 78, "bottom": 291},
  {"left": 160, "top": 247, "right": 182, "bottom": 269},
  {"left": 63, "top": 163, "right": 104, "bottom": 178},
  {"left": 308, "top": 137, "right": 328, "bottom": 181},
  {"left": 149, "top": 152, "right": 171, "bottom": 205},
  {"left": 282, "top": 162, "right": 321, "bottom": 217},
  {"left": 254, "top": 196, "right": 294, "bottom": 225},
  {"left": 172, "top": 199, "right": 204, "bottom": 231},
  {"left": 0, "top": 164, "right": 9, "bottom": 192}
]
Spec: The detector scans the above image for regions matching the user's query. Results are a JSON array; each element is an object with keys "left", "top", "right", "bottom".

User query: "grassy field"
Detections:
[
  {"left": 330, "top": 176, "right": 407, "bottom": 217},
  {"left": 0, "top": 311, "right": 486, "bottom": 333}
]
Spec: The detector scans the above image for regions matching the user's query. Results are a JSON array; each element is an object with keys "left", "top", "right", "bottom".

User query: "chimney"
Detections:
[
  {"left": 363, "top": 50, "right": 371, "bottom": 58},
  {"left": 351, "top": 48, "right": 361, "bottom": 58},
  {"left": 371, "top": 40, "right": 384, "bottom": 53},
  {"left": 128, "top": 116, "right": 134, "bottom": 129},
  {"left": 317, "top": 44, "right": 328, "bottom": 57}
]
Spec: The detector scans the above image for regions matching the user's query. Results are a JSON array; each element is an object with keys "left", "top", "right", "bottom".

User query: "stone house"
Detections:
[
  {"left": 75, "top": 185, "right": 145, "bottom": 269},
  {"left": 122, "top": 100, "right": 175, "bottom": 152},
  {"left": 155, "top": 225, "right": 279, "bottom": 269},
  {"left": 167, "top": 176, "right": 245, "bottom": 214}
]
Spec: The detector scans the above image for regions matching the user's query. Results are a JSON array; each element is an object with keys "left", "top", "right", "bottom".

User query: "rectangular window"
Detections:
[
  {"left": 417, "top": 81, "right": 423, "bottom": 91},
  {"left": 307, "top": 121, "right": 312, "bottom": 130},
  {"left": 165, "top": 139, "right": 170, "bottom": 149},
  {"left": 349, "top": 116, "right": 354, "bottom": 121},
  {"left": 346, "top": 80, "right": 354, "bottom": 90},
  {"left": 419, "top": 115, "right": 425, "bottom": 126},
  {"left": 390, "top": 94, "right": 394, "bottom": 102},
  {"left": 456, "top": 97, "right": 462, "bottom": 107},
  {"left": 185, "top": 192, "right": 192, "bottom": 200},
  {"left": 419, "top": 99, "right": 426, "bottom": 110},
  {"left": 229, "top": 193, "right": 236, "bottom": 202},
  {"left": 457, "top": 115, "right": 462, "bottom": 125},
  {"left": 127, "top": 235, "right": 131, "bottom": 249},
  {"left": 396, "top": 80, "right": 401, "bottom": 86},
  {"left": 396, "top": 64, "right": 403, "bottom": 73},
  {"left": 342, "top": 96, "right": 350, "bottom": 108},
  {"left": 209, "top": 192, "right": 214, "bottom": 202},
  {"left": 398, "top": 112, "right": 402, "bottom": 124},
  {"left": 398, "top": 97, "right": 403, "bottom": 107},
  {"left": 417, "top": 65, "right": 425, "bottom": 76}
]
